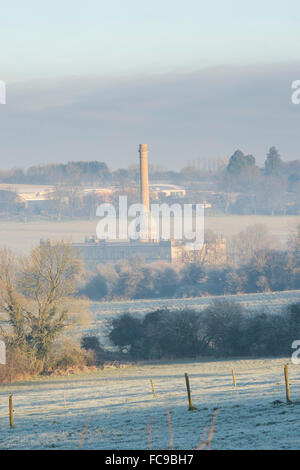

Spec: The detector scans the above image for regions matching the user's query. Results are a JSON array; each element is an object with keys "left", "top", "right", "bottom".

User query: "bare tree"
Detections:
[
  {"left": 228, "top": 224, "right": 277, "bottom": 266},
  {"left": 0, "top": 241, "right": 83, "bottom": 362}
]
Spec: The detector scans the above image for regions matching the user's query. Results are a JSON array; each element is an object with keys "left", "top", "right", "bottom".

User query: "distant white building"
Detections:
[{"left": 149, "top": 184, "right": 186, "bottom": 199}]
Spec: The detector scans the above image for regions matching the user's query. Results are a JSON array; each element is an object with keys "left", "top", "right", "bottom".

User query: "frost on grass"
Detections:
[{"left": 0, "top": 357, "right": 300, "bottom": 450}]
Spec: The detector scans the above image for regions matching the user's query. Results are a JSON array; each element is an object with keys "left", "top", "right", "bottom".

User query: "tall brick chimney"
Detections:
[{"left": 139, "top": 144, "right": 150, "bottom": 212}]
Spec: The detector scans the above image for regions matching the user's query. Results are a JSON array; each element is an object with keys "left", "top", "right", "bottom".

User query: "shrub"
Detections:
[
  {"left": 81, "top": 335, "right": 106, "bottom": 364},
  {"left": 107, "top": 301, "right": 300, "bottom": 360},
  {"left": 0, "top": 346, "right": 42, "bottom": 384},
  {"left": 47, "top": 339, "right": 95, "bottom": 371},
  {"left": 108, "top": 309, "right": 209, "bottom": 359},
  {"left": 109, "top": 314, "right": 143, "bottom": 352},
  {"left": 81, "top": 273, "right": 107, "bottom": 300}
]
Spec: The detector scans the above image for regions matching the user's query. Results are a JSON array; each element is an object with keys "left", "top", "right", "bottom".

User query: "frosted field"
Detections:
[
  {"left": 1, "top": 290, "right": 300, "bottom": 450},
  {"left": 91, "top": 290, "right": 300, "bottom": 320},
  {"left": 0, "top": 215, "right": 299, "bottom": 253},
  {"left": 1, "top": 358, "right": 300, "bottom": 450}
]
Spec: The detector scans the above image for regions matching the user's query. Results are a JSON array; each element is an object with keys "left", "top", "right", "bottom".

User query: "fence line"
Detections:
[{"left": 0, "top": 364, "right": 296, "bottom": 424}]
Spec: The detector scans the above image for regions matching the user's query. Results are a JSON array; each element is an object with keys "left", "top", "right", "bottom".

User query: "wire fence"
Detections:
[{"left": 0, "top": 362, "right": 297, "bottom": 425}]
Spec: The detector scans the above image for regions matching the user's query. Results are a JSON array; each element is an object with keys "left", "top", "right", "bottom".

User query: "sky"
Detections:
[{"left": 0, "top": 0, "right": 300, "bottom": 169}]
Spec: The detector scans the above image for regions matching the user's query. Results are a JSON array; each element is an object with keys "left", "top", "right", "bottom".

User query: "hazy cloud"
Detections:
[{"left": 1, "top": 62, "right": 300, "bottom": 170}]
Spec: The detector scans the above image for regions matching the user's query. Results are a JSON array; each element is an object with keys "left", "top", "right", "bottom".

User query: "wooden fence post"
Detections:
[
  {"left": 150, "top": 379, "right": 157, "bottom": 398},
  {"left": 185, "top": 373, "right": 197, "bottom": 411},
  {"left": 232, "top": 368, "right": 237, "bottom": 388},
  {"left": 284, "top": 364, "right": 291, "bottom": 403},
  {"left": 9, "top": 394, "right": 14, "bottom": 427}
]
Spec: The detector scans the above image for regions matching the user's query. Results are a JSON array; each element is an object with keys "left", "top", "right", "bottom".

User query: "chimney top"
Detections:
[{"left": 139, "top": 144, "right": 148, "bottom": 152}]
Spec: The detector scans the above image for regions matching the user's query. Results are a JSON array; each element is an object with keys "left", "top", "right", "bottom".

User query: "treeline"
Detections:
[
  {"left": 81, "top": 225, "right": 300, "bottom": 300},
  {"left": 81, "top": 254, "right": 299, "bottom": 301},
  {"left": 0, "top": 145, "right": 299, "bottom": 192},
  {"left": 0, "top": 159, "right": 218, "bottom": 186},
  {"left": 0, "top": 161, "right": 110, "bottom": 185},
  {"left": 105, "top": 300, "right": 300, "bottom": 359},
  {"left": 0, "top": 160, "right": 184, "bottom": 186},
  {"left": 0, "top": 145, "right": 300, "bottom": 217},
  {"left": 217, "top": 147, "right": 300, "bottom": 215}
]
